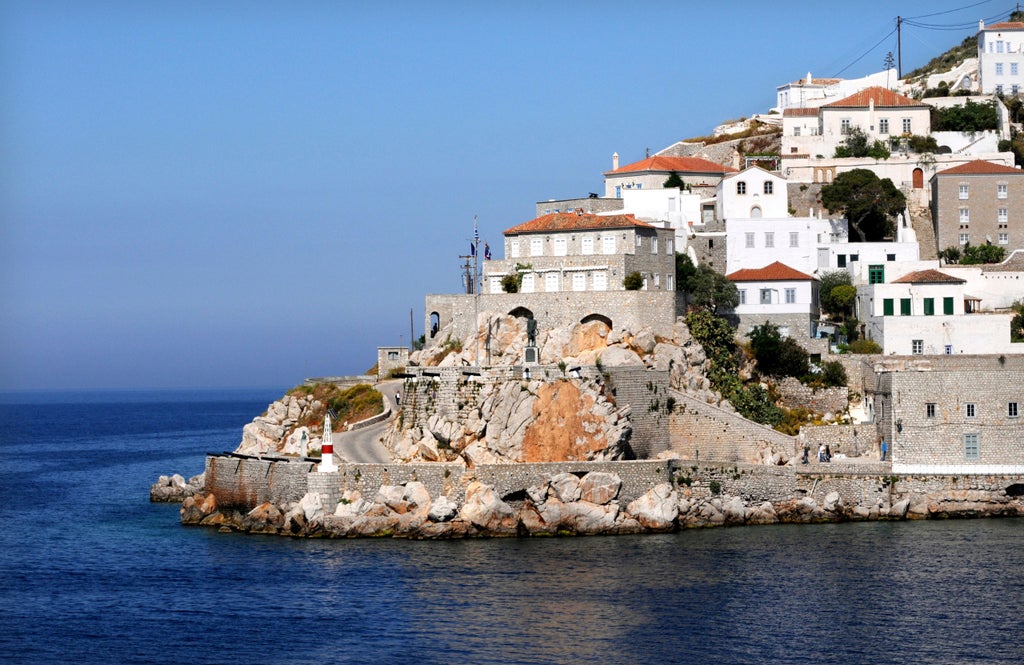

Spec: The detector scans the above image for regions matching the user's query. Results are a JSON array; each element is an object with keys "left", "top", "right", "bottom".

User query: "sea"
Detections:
[{"left": 1, "top": 389, "right": 1022, "bottom": 665}]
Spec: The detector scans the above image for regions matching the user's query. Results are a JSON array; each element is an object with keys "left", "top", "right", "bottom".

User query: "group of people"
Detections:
[{"left": 801, "top": 443, "right": 833, "bottom": 463}]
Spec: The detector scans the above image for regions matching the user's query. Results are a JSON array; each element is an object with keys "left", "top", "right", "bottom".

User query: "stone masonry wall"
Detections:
[
  {"left": 775, "top": 377, "right": 849, "bottom": 416},
  {"left": 801, "top": 424, "right": 877, "bottom": 458},
  {"left": 204, "top": 456, "right": 315, "bottom": 510},
  {"left": 667, "top": 390, "right": 798, "bottom": 462},
  {"left": 605, "top": 367, "right": 671, "bottom": 459}
]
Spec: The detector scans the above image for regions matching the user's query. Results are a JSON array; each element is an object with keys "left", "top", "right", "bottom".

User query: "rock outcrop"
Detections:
[{"left": 150, "top": 473, "right": 204, "bottom": 502}]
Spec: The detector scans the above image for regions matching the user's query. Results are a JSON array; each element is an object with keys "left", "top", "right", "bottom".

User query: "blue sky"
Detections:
[{"left": 0, "top": 1, "right": 1009, "bottom": 390}]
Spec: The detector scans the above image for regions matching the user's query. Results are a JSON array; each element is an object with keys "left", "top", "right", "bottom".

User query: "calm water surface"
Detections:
[{"left": 1, "top": 390, "right": 1021, "bottom": 664}]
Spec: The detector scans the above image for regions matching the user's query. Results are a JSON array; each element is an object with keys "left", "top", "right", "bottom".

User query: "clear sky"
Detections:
[{"left": 0, "top": 0, "right": 1012, "bottom": 391}]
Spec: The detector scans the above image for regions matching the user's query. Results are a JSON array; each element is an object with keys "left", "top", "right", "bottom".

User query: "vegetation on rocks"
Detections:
[{"left": 289, "top": 383, "right": 383, "bottom": 429}]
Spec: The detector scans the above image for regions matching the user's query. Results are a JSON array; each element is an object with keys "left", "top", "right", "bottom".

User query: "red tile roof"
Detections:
[
  {"left": 935, "top": 160, "right": 1023, "bottom": 176},
  {"left": 605, "top": 155, "right": 737, "bottom": 176},
  {"left": 823, "top": 86, "right": 926, "bottom": 108},
  {"left": 891, "top": 269, "right": 965, "bottom": 284},
  {"left": 984, "top": 21, "right": 1024, "bottom": 31},
  {"left": 504, "top": 212, "right": 655, "bottom": 236},
  {"left": 726, "top": 261, "right": 816, "bottom": 282},
  {"left": 783, "top": 108, "right": 820, "bottom": 117}
]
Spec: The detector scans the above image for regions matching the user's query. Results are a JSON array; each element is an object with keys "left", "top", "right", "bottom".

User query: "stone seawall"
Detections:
[
  {"left": 184, "top": 454, "right": 1024, "bottom": 538},
  {"left": 667, "top": 391, "right": 797, "bottom": 462}
]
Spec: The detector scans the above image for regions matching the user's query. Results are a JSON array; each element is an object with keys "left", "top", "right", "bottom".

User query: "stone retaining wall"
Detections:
[
  {"left": 667, "top": 390, "right": 797, "bottom": 462},
  {"left": 775, "top": 377, "right": 849, "bottom": 415},
  {"left": 800, "top": 423, "right": 877, "bottom": 458}
]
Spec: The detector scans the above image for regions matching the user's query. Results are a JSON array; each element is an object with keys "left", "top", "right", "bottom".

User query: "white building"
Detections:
[
  {"left": 716, "top": 167, "right": 789, "bottom": 220},
  {"left": 858, "top": 268, "right": 1020, "bottom": 355},
  {"left": 725, "top": 261, "right": 820, "bottom": 341},
  {"left": 603, "top": 155, "right": 736, "bottom": 199},
  {"left": 977, "top": 20, "right": 1024, "bottom": 95},
  {"left": 600, "top": 187, "right": 705, "bottom": 252},
  {"left": 775, "top": 69, "right": 897, "bottom": 112}
]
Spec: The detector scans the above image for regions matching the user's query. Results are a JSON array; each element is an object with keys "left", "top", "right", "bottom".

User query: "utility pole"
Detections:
[{"left": 896, "top": 16, "right": 902, "bottom": 79}]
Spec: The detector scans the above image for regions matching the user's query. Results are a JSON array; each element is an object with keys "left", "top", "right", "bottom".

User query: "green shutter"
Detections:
[
  {"left": 869, "top": 265, "right": 885, "bottom": 284},
  {"left": 943, "top": 297, "right": 954, "bottom": 315},
  {"left": 924, "top": 298, "right": 934, "bottom": 316},
  {"left": 883, "top": 299, "right": 894, "bottom": 316},
  {"left": 900, "top": 298, "right": 912, "bottom": 315}
]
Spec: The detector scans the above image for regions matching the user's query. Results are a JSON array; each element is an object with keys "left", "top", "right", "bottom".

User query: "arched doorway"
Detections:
[
  {"left": 429, "top": 312, "right": 440, "bottom": 338},
  {"left": 750, "top": 206, "right": 762, "bottom": 218},
  {"left": 912, "top": 168, "right": 924, "bottom": 189}
]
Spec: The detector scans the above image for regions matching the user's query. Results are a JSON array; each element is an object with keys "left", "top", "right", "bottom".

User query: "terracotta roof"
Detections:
[
  {"left": 783, "top": 108, "right": 820, "bottom": 117},
  {"left": 984, "top": 21, "right": 1024, "bottom": 31},
  {"left": 726, "top": 261, "right": 816, "bottom": 282},
  {"left": 605, "top": 155, "right": 737, "bottom": 176},
  {"left": 891, "top": 269, "right": 965, "bottom": 284},
  {"left": 934, "top": 160, "right": 1023, "bottom": 176},
  {"left": 823, "top": 86, "right": 926, "bottom": 108},
  {"left": 504, "top": 212, "right": 655, "bottom": 236}
]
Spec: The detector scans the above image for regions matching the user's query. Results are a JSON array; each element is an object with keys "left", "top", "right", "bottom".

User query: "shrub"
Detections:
[
  {"left": 961, "top": 244, "right": 1005, "bottom": 265},
  {"left": 847, "top": 339, "right": 882, "bottom": 354},
  {"left": 500, "top": 273, "right": 521, "bottom": 293},
  {"left": 748, "top": 322, "right": 810, "bottom": 378},
  {"left": 623, "top": 271, "right": 644, "bottom": 290}
]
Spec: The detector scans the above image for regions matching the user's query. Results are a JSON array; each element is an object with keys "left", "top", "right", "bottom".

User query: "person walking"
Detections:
[
  {"left": 881, "top": 437, "right": 887, "bottom": 462},
  {"left": 395, "top": 391, "right": 401, "bottom": 407}
]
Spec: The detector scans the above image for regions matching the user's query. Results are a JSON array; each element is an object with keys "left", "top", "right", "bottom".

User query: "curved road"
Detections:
[{"left": 331, "top": 380, "right": 401, "bottom": 463}]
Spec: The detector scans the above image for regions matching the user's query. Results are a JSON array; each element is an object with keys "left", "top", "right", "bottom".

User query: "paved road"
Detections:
[{"left": 331, "top": 380, "right": 401, "bottom": 463}]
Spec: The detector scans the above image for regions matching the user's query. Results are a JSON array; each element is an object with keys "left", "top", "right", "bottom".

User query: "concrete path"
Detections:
[{"left": 330, "top": 379, "right": 401, "bottom": 463}]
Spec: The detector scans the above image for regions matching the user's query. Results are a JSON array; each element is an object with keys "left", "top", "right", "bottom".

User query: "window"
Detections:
[
  {"left": 966, "top": 403, "right": 976, "bottom": 418},
  {"left": 959, "top": 207, "right": 970, "bottom": 224},
  {"left": 602, "top": 235, "right": 616, "bottom": 255},
  {"left": 1013, "top": 62, "right": 1020, "bottom": 75},
  {"left": 999, "top": 233, "right": 1009, "bottom": 244},
  {"left": 887, "top": 253, "right": 896, "bottom": 261},
  {"left": 521, "top": 273, "right": 535, "bottom": 293},
  {"left": 745, "top": 232, "right": 755, "bottom": 248},
  {"left": 651, "top": 237, "right": 658, "bottom": 254},
  {"left": 912, "top": 339, "right": 923, "bottom": 355},
  {"left": 1009, "top": 402, "right": 1019, "bottom": 418},
  {"left": 794, "top": 126, "right": 801, "bottom": 136},
  {"left": 926, "top": 403, "right": 936, "bottom": 418},
  {"left": 636, "top": 235, "right": 643, "bottom": 247},
  {"left": 510, "top": 240, "right": 521, "bottom": 258},
  {"left": 964, "top": 433, "right": 980, "bottom": 460},
  {"left": 998, "top": 208, "right": 1008, "bottom": 224},
  {"left": 902, "top": 118, "right": 912, "bottom": 133},
  {"left": 883, "top": 299, "right": 894, "bottom": 316},
  {"left": 592, "top": 271, "right": 607, "bottom": 291},
  {"left": 764, "top": 181, "right": 774, "bottom": 194},
  {"left": 850, "top": 254, "right": 859, "bottom": 263},
  {"left": 489, "top": 276, "right": 502, "bottom": 294},
  {"left": 996, "top": 62, "right": 1005, "bottom": 76},
  {"left": 997, "top": 84, "right": 1004, "bottom": 95},
  {"left": 998, "top": 183, "right": 1008, "bottom": 199},
  {"left": 737, "top": 181, "right": 747, "bottom": 194},
  {"left": 959, "top": 184, "right": 969, "bottom": 200},
  {"left": 554, "top": 236, "right": 567, "bottom": 256},
  {"left": 924, "top": 298, "right": 935, "bottom": 315},
  {"left": 738, "top": 289, "right": 746, "bottom": 305},
  {"left": 581, "top": 236, "right": 594, "bottom": 255},
  {"left": 959, "top": 233, "right": 970, "bottom": 245},
  {"left": 837, "top": 254, "right": 847, "bottom": 268},
  {"left": 945, "top": 345, "right": 953, "bottom": 355},
  {"left": 840, "top": 119, "right": 852, "bottom": 134},
  {"left": 765, "top": 232, "right": 774, "bottom": 248},
  {"left": 1015, "top": 85, "right": 1021, "bottom": 95},
  {"left": 785, "top": 288, "right": 796, "bottom": 304},
  {"left": 544, "top": 272, "right": 559, "bottom": 292},
  {"left": 572, "top": 272, "right": 586, "bottom": 292},
  {"left": 530, "top": 237, "right": 543, "bottom": 256},
  {"left": 666, "top": 239, "right": 673, "bottom": 254},
  {"left": 900, "top": 298, "right": 911, "bottom": 315},
  {"left": 790, "top": 232, "right": 799, "bottom": 248},
  {"left": 760, "top": 289, "right": 772, "bottom": 304},
  {"left": 944, "top": 297, "right": 954, "bottom": 315},
  {"left": 868, "top": 264, "right": 885, "bottom": 284},
  {"left": 666, "top": 274, "right": 673, "bottom": 291},
  {"left": 879, "top": 118, "right": 889, "bottom": 134},
  {"left": 997, "top": 40, "right": 1005, "bottom": 53},
  {"left": 653, "top": 273, "right": 660, "bottom": 288},
  {"left": 615, "top": 185, "right": 622, "bottom": 198}
]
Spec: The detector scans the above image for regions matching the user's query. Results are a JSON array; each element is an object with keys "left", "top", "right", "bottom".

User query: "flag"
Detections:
[
  {"left": 470, "top": 242, "right": 476, "bottom": 256},
  {"left": 484, "top": 242, "right": 491, "bottom": 260}
]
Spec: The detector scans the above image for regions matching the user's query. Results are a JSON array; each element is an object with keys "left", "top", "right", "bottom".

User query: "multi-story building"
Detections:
[
  {"left": 775, "top": 69, "right": 895, "bottom": 112},
  {"left": 603, "top": 155, "right": 736, "bottom": 199},
  {"left": 931, "top": 159, "right": 1024, "bottom": 253},
  {"left": 977, "top": 20, "right": 1024, "bottom": 95},
  {"left": 724, "top": 261, "right": 819, "bottom": 342}
]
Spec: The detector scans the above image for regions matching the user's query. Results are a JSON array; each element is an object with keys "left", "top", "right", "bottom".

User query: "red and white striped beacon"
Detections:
[{"left": 318, "top": 413, "right": 337, "bottom": 473}]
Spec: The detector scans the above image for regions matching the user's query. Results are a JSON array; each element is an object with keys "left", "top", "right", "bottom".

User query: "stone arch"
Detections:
[
  {"left": 1006, "top": 483, "right": 1024, "bottom": 497},
  {"left": 429, "top": 311, "right": 440, "bottom": 338},
  {"left": 580, "top": 313, "right": 613, "bottom": 330},
  {"left": 912, "top": 167, "right": 924, "bottom": 189},
  {"left": 508, "top": 306, "right": 534, "bottom": 320}
]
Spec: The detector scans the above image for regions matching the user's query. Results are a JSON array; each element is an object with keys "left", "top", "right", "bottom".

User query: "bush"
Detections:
[
  {"left": 748, "top": 322, "right": 810, "bottom": 378},
  {"left": 846, "top": 339, "right": 882, "bottom": 354},
  {"left": 819, "top": 360, "right": 849, "bottom": 388},
  {"left": 500, "top": 273, "right": 521, "bottom": 293},
  {"left": 623, "top": 271, "right": 644, "bottom": 290},
  {"left": 961, "top": 244, "right": 1005, "bottom": 265}
]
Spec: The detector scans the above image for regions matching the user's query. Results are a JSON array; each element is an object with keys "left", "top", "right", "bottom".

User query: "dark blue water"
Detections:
[{"left": 1, "top": 390, "right": 1022, "bottom": 665}]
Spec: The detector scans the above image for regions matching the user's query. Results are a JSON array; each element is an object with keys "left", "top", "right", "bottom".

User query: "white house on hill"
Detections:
[{"left": 725, "top": 261, "right": 820, "bottom": 342}]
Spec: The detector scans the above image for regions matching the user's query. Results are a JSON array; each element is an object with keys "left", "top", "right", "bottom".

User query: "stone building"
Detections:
[
  {"left": 930, "top": 159, "right": 1024, "bottom": 254},
  {"left": 870, "top": 356, "right": 1024, "bottom": 474}
]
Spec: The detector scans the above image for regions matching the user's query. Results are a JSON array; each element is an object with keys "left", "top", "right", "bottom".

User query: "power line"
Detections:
[
  {"left": 833, "top": 27, "right": 898, "bottom": 77},
  {"left": 905, "top": 0, "right": 1000, "bottom": 21}
]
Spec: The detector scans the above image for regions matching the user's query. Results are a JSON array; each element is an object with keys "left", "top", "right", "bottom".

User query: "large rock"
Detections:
[
  {"left": 599, "top": 346, "right": 644, "bottom": 368},
  {"left": 579, "top": 472, "right": 621, "bottom": 505},
  {"left": 626, "top": 483, "right": 678, "bottom": 530},
  {"left": 428, "top": 496, "right": 458, "bottom": 522},
  {"left": 460, "top": 481, "right": 517, "bottom": 534},
  {"left": 549, "top": 472, "right": 582, "bottom": 502}
]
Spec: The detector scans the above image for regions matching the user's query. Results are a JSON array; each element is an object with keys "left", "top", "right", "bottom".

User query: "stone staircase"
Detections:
[{"left": 908, "top": 203, "right": 938, "bottom": 259}]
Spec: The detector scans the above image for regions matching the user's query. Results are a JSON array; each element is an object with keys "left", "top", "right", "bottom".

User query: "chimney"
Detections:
[
  {"left": 806, "top": 71, "right": 812, "bottom": 85},
  {"left": 612, "top": 152, "right": 619, "bottom": 170},
  {"left": 979, "top": 19, "right": 985, "bottom": 32}
]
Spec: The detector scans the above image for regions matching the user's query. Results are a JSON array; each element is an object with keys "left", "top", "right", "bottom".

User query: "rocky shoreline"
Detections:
[{"left": 170, "top": 469, "right": 1024, "bottom": 538}]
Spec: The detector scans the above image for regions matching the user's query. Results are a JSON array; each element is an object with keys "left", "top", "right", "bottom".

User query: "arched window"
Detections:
[
  {"left": 429, "top": 312, "right": 441, "bottom": 338},
  {"left": 737, "top": 181, "right": 747, "bottom": 194},
  {"left": 751, "top": 206, "right": 762, "bottom": 218}
]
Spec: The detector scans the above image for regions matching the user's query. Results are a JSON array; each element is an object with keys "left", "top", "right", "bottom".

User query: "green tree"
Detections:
[
  {"left": 820, "top": 169, "right": 906, "bottom": 242},
  {"left": 748, "top": 322, "right": 810, "bottom": 378},
  {"left": 830, "top": 285, "right": 857, "bottom": 320},
  {"left": 818, "top": 360, "right": 849, "bottom": 388},
  {"left": 623, "top": 271, "right": 644, "bottom": 290},
  {"left": 675, "top": 252, "right": 697, "bottom": 292},
  {"left": 938, "top": 246, "right": 962, "bottom": 264},
  {"left": 931, "top": 99, "right": 999, "bottom": 132},
  {"left": 818, "top": 270, "right": 854, "bottom": 318},
  {"left": 663, "top": 171, "right": 688, "bottom": 189},
  {"left": 1011, "top": 300, "right": 1024, "bottom": 343},
  {"left": 961, "top": 244, "right": 1005, "bottom": 265},
  {"left": 687, "top": 263, "right": 739, "bottom": 313},
  {"left": 833, "top": 127, "right": 890, "bottom": 159}
]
